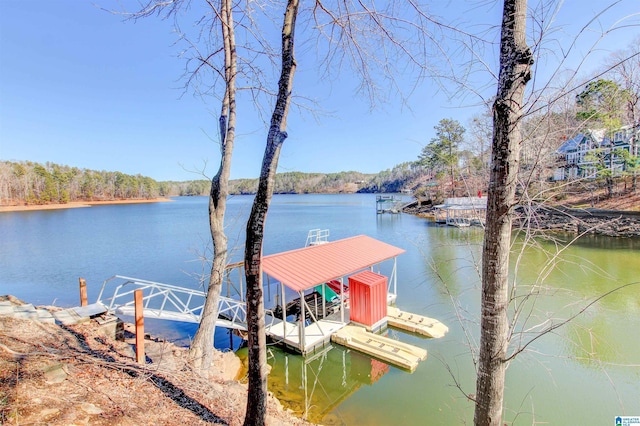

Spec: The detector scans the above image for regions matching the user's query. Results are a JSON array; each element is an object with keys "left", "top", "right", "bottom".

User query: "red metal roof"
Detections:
[{"left": 262, "top": 235, "right": 405, "bottom": 292}]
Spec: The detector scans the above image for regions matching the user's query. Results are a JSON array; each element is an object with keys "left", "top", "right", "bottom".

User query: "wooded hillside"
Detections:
[
  {"left": 0, "top": 160, "right": 430, "bottom": 206},
  {"left": 0, "top": 161, "right": 167, "bottom": 205}
]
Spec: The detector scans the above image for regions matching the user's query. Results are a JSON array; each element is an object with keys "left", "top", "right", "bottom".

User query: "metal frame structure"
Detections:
[
  {"left": 305, "top": 229, "right": 330, "bottom": 246},
  {"left": 96, "top": 275, "right": 247, "bottom": 330}
]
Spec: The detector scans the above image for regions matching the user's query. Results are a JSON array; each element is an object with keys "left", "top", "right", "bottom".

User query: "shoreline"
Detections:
[
  {"left": 403, "top": 203, "right": 640, "bottom": 238},
  {"left": 0, "top": 197, "right": 174, "bottom": 213},
  {"left": 0, "top": 295, "right": 311, "bottom": 426}
]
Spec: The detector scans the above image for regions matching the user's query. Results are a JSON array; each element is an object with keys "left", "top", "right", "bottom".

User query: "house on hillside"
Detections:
[{"left": 553, "top": 126, "right": 639, "bottom": 181}]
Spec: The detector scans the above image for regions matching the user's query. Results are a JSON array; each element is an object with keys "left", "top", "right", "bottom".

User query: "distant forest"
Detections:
[{"left": 0, "top": 160, "right": 429, "bottom": 205}]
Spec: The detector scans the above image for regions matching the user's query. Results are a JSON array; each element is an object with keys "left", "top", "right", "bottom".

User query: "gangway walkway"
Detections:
[{"left": 96, "top": 275, "right": 247, "bottom": 331}]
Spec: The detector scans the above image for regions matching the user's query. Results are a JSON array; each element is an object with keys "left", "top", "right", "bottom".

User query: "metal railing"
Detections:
[
  {"left": 305, "top": 229, "right": 330, "bottom": 246},
  {"left": 96, "top": 275, "right": 247, "bottom": 330}
]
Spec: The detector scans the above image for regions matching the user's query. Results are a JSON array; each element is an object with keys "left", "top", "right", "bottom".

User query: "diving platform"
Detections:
[
  {"left": 331, "top": 325, "right": 427, "bottom": 372},
  {"left": 387, "top": 306, "right": 449, "bottom": 338}
]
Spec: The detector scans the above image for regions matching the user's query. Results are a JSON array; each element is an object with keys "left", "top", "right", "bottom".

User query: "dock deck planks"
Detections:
[
  {"left": 386, "top": 306, "right": 449, "bottom": 338},
  {"left": 331, "top": 325, "right": 427, "bottom": 372}
]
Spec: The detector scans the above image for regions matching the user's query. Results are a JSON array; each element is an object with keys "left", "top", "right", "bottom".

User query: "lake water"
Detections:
[{"left": 1, "top": 194, "right": 639, "bottom": 425}]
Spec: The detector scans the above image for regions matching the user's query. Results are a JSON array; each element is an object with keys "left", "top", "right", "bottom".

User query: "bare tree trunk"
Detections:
[
  {"left": 243, "top": 1, "right": 299, "bottom": 425},
  {"left": 189, "top": 0, "right": 237, "bottom": 374},
  {"left": 474, "top": 1, "right": 532, "bottom": 425},
  {"left": 450, "top": 152, "right": 455, "bottom": 198}
]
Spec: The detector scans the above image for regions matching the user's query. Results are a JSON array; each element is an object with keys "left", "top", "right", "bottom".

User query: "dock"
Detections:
[
  {"left": 93, "top": 236, "right": 449, "bottom": 373},
  {"left": 265, "top": 317, "right": 346, "bottom": 354},
  {"left": 386, "top": 306, "right": 449, "bottom": 338},
  {"left": 434, "top": 196, "right": 487, "bottom": 226},
  {"left": 376, "top": 195, "right": 403, "bottom": 214},
  {"left": 331, "top": 325, "right": 427, "bottom": 372}
]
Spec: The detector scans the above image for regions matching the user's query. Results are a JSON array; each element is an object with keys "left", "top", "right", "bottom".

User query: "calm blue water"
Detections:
[{"left": 1, "top": 194, "right": 639, "bottom": 425}]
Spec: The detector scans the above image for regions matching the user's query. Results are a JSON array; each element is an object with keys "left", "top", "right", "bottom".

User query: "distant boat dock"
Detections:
[
  {"left": 434, "top": 196, "right": 487, "bottom": 227},
  {"left": 376, "top": 195, "right": 404, "bottom": 214}
]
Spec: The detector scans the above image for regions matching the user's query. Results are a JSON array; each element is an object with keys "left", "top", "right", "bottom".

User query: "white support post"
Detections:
[
  {"left": 281, "top": 282, "right": 287, "bottom": 336},
  {"left": 299, "top": 291, "right": 305, "bottom": 351},
  {"left": 285, "top": 355, "right": 289, "bottom": 385},
  {"left": 393, "top": 257, "right": 398, "bottom": 295},
  {"left": 340, "top": 278, "right": 345, "bottom": 323},
  {"left": 303, "top": 359, "right": 309, "bottom": 418}
]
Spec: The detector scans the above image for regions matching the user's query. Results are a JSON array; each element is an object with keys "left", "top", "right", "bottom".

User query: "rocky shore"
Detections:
[
  {"left": 515, "top": 206, "right": 640, "bottom": 238},
  {"left": 0, "top": 295, "right": 312, "bottom": 426},
  {"left": 403, "top": 202, "right": 640, "bottom": 238}
]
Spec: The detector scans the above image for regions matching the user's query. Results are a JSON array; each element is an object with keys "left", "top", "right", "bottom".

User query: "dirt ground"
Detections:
[
  {"left": 0, "top": 309, "right": 312, "bottom": 426},
  {"left": 0, "top": 198, "right": 173, "bottom": 213},
  {"left": 558, "top": 188, "right": 640, "bottom": 211}
]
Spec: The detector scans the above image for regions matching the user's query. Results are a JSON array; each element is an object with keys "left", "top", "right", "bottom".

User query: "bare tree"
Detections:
[
  {"left": 241, "top": 2, "right": 439, "bottom": 423},
  {"left": 607, "top": 37, "right": 640, "bottom": 190},
  {"left": 188, "top": 0, "right": 239, "bottom": 373},
  {"left": 474, "top": 0, "right": 532, "bottom": 425},
  {"left": 467, "top": 109, "right": 493, "bottom": 173},
  {"left": 243, "top": 1, "right": 299, "bottom": 424},
  {"left": 606, "top": 37, "right": 640, "bottom": 128},
  {"left": 449, "top": 2, "right": 640, "bottom": 424},
  {"left": 121, "top": 0, "right": 251, "bottom": 374}
]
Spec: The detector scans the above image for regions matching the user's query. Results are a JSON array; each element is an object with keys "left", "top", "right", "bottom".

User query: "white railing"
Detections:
[
  {"left": 306, "top": 229, "right": 330, "bottom": 246},
  {"left": 96, "top": 275, "right": 247, "bottom": 330}
]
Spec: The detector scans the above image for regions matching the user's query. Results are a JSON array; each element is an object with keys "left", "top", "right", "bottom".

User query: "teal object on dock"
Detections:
[{"left": 315, "top": 284, "right": 339, "bottom": 302}]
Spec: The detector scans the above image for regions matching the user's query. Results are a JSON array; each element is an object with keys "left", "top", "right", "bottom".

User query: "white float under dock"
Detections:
[
  {"left": 265, "top": 317, "right": 346, "bottom": 354},
  {"left": 386, "top": 306, "right": 449, "bottom": 338},
  {"left": 331, "top": 325, "right": 427, "bottom": 372}
]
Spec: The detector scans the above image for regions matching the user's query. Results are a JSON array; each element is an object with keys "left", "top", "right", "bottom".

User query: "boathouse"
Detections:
[
  {"left": 262, "top": 235, "right": 405, "bottom": 354},
  {"left": 434, "top": 196, "right": 487, "bottom": 226},
  {"left": 95, "top": 234, "right": 442, "bottom": 369},
  {"left": 375, "top": 195, "right": 403, "bottom": 214}
]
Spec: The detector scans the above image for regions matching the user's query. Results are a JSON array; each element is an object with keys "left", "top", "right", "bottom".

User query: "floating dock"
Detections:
[
  {"left": 331, "top": 325, "right": 427, "bottom": 372},
  {"left": 386, "top": 306, "right": 449, "bottom": 338}
]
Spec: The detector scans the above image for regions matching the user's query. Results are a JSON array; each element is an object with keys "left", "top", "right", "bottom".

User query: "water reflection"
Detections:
[{"left": 264, "top": 344, "right": 389, "bottom": 423}]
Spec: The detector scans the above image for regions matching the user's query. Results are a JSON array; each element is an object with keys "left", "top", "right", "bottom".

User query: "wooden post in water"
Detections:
[
  {"left": 79, "top": 277, "right": 88, "bottom": 307},
  {"left": 134, "top": 289, "right": 145, "bottom": 364}
]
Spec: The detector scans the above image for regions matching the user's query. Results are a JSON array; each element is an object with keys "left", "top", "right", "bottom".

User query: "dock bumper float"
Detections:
[
  {"left": 331, "top": 325, "right": 427, "bottom": 372},
  {"left": 386, "top": 306, "right": 449, "bottom": 338}
]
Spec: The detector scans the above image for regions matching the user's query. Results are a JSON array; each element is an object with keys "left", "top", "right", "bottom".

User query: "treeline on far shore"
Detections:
[
  {"left": 0, "top": 160, "right": 429, "bottom": 206},
  {"left": 0, "top": 161, "right": 168, "bottom": 205}
]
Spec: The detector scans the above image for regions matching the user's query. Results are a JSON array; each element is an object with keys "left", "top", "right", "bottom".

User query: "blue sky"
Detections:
[{"left": 1, "top": 1, "right": 638, "bottom": 181}]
